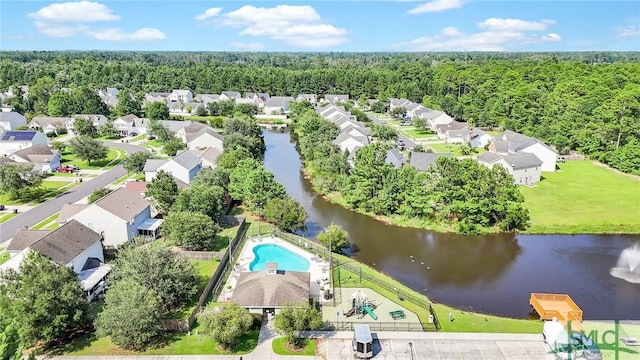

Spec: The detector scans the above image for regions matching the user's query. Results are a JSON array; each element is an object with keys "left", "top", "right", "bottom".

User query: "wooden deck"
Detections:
[{"left": 530, "top": 293, "right": 584, "bottom": 331}]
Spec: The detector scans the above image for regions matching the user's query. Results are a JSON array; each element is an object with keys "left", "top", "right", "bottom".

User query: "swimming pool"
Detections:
[{"left": 249, "top": 244, "right": 310, "bottom": 272}]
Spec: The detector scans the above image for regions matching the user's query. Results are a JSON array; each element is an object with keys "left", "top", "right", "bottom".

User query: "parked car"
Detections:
[
  {"left": 0, "top": 204, "right": 5, "bottom": 211},
  {"left": 55, "top": 165, "right": 79, "bottom": 173},
  {"left": 400, "top": 120, "right": 412, "bottom": 126},
  {"left": 397, "top": 139, "right": 405, "bottom": 150}
]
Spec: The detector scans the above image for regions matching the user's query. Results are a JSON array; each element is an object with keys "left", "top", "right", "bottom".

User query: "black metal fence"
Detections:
[{"left": 325, "top": 321, "right": 426, "bottom": 332}]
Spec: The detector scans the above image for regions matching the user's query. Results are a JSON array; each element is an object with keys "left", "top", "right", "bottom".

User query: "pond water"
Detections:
[{"left": 263, "top": 129, "right": 640, "bottom": 320}]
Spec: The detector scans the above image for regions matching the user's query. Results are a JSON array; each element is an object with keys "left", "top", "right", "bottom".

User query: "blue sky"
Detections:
[{"left": 1, "top": 0, "right": 638, "bottom": 51}]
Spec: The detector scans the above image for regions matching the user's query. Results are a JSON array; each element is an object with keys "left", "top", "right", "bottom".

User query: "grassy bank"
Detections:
[
  {"left": 520, "top": 161, "right": 640, "bottom": 234},
  {"left": 331, "top": 253, "right": 542, "bottom": 334}
]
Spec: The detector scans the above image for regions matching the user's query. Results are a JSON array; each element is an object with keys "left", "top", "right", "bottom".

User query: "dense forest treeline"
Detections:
[{"left": 0, "top": 52, "right": 638, "bottom": 173}]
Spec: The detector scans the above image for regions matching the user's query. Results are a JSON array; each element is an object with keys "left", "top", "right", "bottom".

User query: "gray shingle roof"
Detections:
[
  {"left": 409, "top": 152, "right": 451, "bottom": 171},
  {"left": 332, "top": 132, "right": 369, "bottom": 147},
  {"left": 93, "top": 187, "right": 151, "bottom": 221},
  {"left": 0, "top": 112, "right": 27, "bottom": 124},
  {"left": 160, "top": 120, "right": 190, "bottom": 132},
  {"left": 387, "top": 148, "right": 403, "bottom": 161},
  {"left": 119, "top": 114, "right": 139, "bottom": 123},
  {"left": 501, "top": 152, "right": 543, "bottom": 169},
  {"left": 171, "top": 150, "right": 201, "bottom": 171},
  {"left": 232, "top": 270, "right": 310, "bottom": 307},
  {"left": 30, "top": 116, "right": 71, "bottom": 127},
  {"left": 491, "top": 140, "right": 510, "bottom": 154},
  {"left": 264, "top": 96, "right": 293, "bottom": 108},
  {"left": 7, "top": 229, "right": 51, "bottom": 251},
  {"left": 221, "top": 91, "right": 241, "bottom": 99},
  {"left": 10, "top": 143, "right": 56, "bottom": 157},
  {"left": 477, "top": 152, "right": 504, "bottom": 164},
  {"left": 58, "top": 204, "right": 89, "bottom": 223},
  {"left": 30, "top": 220, "right": 102, "bottom": 265},
  {"left": 143, "top": 159, "right": 166, "bottom": 172}
]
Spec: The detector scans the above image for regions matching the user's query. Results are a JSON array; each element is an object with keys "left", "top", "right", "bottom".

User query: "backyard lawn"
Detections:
[
  {"left": 400, "top": 128, "right": 437, "bottom": 139},
  {"left": 520, "top": 161, "right": 640, "bottom": 234},
  {"left": 272, "top": 338, "right": 315, "bottom": 355},
  {"left": 62, "top": 147, "right": 124, "bottom": 169}
]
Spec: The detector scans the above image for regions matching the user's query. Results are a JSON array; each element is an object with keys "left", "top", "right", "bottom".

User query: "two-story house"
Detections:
[
  {"left": 0, "top": 130, "right": 48, "bottom": 156},
  {"left": 7, "top": 143, "right": 61, "bottom": 173},
  {"left": 0, "top": 111, "right": 27, "bottom": 132},
  {"left": 169, "top": 90, "right": 193, "bottom": 103},
  {"left": 144, "top": 150, "right": 202, "bottom": 186}
]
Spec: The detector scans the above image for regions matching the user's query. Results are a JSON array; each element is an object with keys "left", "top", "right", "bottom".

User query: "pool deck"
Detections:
[{"left": 218, "top": 235, "right": 331, "bottom": 303}]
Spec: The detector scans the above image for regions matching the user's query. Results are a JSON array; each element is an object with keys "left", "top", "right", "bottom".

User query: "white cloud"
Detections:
[
  {"left": 477, "top": 18, "right": 555, "bottom": 31},
  {"left": 207, "top": 5, "right": 348, "bottom": 48},
  {"left": 28, "top": 1, "right": 165, "bottom": 42},
  {"left": 409, "top": 0, "right": 464, "bottom": 14},
  {"left": 393, "top": 18, "right": 561, "bottom": 51},
  {"left": 618, "top": 25, "right": 640, "bottom": 37},
  {"left": 88, "top": 28, "right": 166, "bottom": 41},
  {"left": 28, "top": 1, "right": 119, "bottom": 22},
  {"left": 195, "top": 7, "right": 222, "bottom": 21},
  {"left": 229, "top": 42, "right": 265, "bottom": 51}
]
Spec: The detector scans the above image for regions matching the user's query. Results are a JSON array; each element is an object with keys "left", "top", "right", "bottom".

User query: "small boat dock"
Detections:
[{"left": 529, "top": 293, "right": 584, "bottom": 331}]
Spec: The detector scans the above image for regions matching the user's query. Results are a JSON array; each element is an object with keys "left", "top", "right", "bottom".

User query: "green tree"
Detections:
[
  {"left": 29, "top": 76, "right": 57, "bottom": 114},
  {"left": 145, "top": 101, "right": 169, "bottom": 121},
  {"left": 71, "top": 86, "right": 108, "bottom": 115},
  {"left": 47, "top": 91, "right": 73, "bottom": 116},
  {"left": 274, "top": 301, "right": 322, "bottom": 347},
  {"left": 88, "top": 187, "right": 112, "bottom": 203},
  {"left": 372, "top": 124, "right": 397, "bottom": 141},
  {"left": 317, "top": 222, "right": 349, "bottom": 253},
  {"left": 0, "top": 252, "right": 89, "bottom": 347},
  {"left": 263, "top": 196, "right": 307, "bottom": 232},
  {"left": 0, "top": 164, "right": 45, "bottom": 200},
  {"left": 50, "top": 141, "right": 67, "bottom": 151},
  {"left": 94, "top": 279, "right": 162, "bottom": 350},
  {"left": 411, "top": 117, "right": 426, "bottom": 130},
  {"left": 149, "top": 119, "right": 173, "bottom": 142},
  {"left": 198, "top": 302, "right": 254, "bottom": 351},
  {"left": 191, "top": 167, "right": 231, "bottom": 193},
  {"left": 68, "top": 136, "right": 108, "bottom": 165},
  {"left": 0, "top": 324, "right": 23, "bottom": 360},
  {"left": 72, "top": 116, "right": 95, "bottom": 136},
  {"left": 115, "top": 90, "right": 141, "bottom": 117},
  {"left": 217, "top": 147, "right": 252, "bottom": 170},
  {"left": 163, "top": 138, "right": 185, "bottom": 156},
  {"left": 145, "top": 170, "right": 178, "bottom": 215},
  {"left": 109, "top": 245, "right": 198, "bottom": 313},
  {"left": 370, "top": 100, "right": 386, "bottom": 113},
  {"left": 162, "top": 211, "right": 223, "bottom": 251},
  {"left": 229, "top": 164, "right": 286, "bottom": 211},
  {"left": 123, "top": 151, "right": 155, "bottom": 173},
  {"left": 98, "top": 121, "right": 116, "bottom": 137},
  {"left": 172, "top": 184, "right": 225, "bottom": 221},
  {"left": 195, "top": 105, "right": 208, "bottom": 116}
]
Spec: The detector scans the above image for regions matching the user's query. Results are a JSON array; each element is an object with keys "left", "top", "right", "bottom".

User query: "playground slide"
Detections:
[{"left": 363, "top": 305, "right": 378, "bottom": 320}]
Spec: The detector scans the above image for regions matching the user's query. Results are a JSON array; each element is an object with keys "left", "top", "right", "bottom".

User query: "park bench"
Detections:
[{"left": 389, "top": 310, "right": 405, "bottom": 320}]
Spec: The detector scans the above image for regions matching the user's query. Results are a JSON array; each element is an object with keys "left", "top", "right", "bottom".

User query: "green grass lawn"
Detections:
[
  {"left": 112, "top": 174, "right": 133, "bottom": 185},
  {"left": 401, "top": 128, "right": 437, "bottom": 139},
  {"left": 62, "top": 329, "right": 259, "bottom": 356},
  {"left": 0, "top": 250, "right": 9, "bottom": 265},
  {"left": 93, "top": 134, "right": 123, "bottom": 141},
  {"left": 129, "top": 134, "right": 146, "bottom": 142},
  {"left": 62, "top": 147, "right": 122, "bottom": 169},
  {"left": 170, "top": 259, "right": 220, "bottom": 320},
  {"left": 272, "top": 338, "right": 315, "bottom": 355},
  {"left": 144, "top": 139, "right": 164, "bottom": 148},
  {"left": 520, "top": 161, "right": 640, "bottom": 234},
  {"left": 428, "top": 143, "right": 486, "bottom": 156},
  {"left": 332, "top": 253, "right": 542, "bottom": 334},
  {"left": 0, "top": 212, "right": 19, "bottom": 223},
  {"left": 31, "top": 213, "right": 60, "bottom": 230},
  {"left": 41, "top": 180, "right": 72, "bottom": 189}
]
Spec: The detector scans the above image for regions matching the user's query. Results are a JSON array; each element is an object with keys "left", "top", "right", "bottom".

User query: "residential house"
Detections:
[
  {"left": 489, "top": 130, "right": 557, "bottom": 172},
  {"left": 244, "top": 92, "right": 269, "bottom": 107},
  {"left": 263, "top": 96, "right": 293, "bottom": 115},
  {"left": 143, "top": 92, "right": 170, "bottom": 105},
  {"left": 72, "top": 114, "right": 108, "bottom": 130},
  {"left": 29, "top": 116, "right": 72, "bottom": 134},
  {"left": 1, "top": 220, "right": 110, "bottom": 301},
  {"left": 188, "top": 147, "right": 222, "bottom": 169},
  {"left": 69, "top": 188, "right": 154, "bottom": 247},
  {"left": 168, "top": 101, "right": 200, "bottom": 116},
  {"left": 332, "top": 132, "right": 369, "bottom": 154},
  {"left": 144, "top": 150, "right": 202, "bottom": 186},
  {"left": 435, "top": 120, "right": 467, "bottom": 140},
  {"left": 176, "top": 122, "right": 224, "bottom": 151},
  {"left": 113, "top": 114, "right": 145, "bottom": 136},
  {"left": 98, "top": 88, "right": 119, "bottom": 108},
  {"left": 323, "top": 94, "right": 349, "bottom": 104},
  {"left": 7, "top": 144, "right": 61, "bottom": 172},
  {"left": 0, "top": 130, "right": 48, "bottom": 156},
  {"left": 468, "top": 128, "right": 492, "bottom": 148},
  {"left": 235, "top": 98, "right": 255, "bottom": 106},
  {"left": 296, "top": 94, "right": 317, "bottom": 105},
  {"left": 425, "top": 109, "right": 455, "bottom": 130},
  {"left": 478, "top": 152, "right": 542, "bottom": 185},
  {"left": 169, "top": 90, "right": 193, "bottom": 103},
  {"left": 220, "top": 91, "right": 241, "bottom": 101},
  {"left": 445, "top": 128, "right": 470, "bottom": 144},
  {"left": 5, "top": 229, "right": 51, "bottom": 256},
  {"left": 409, "top": 152, "right": 451, "bottom": 172},
  {"left": 57, "top": 204, "right": 89, "bottom": 226},
  {"left": 385, "top": 148, "right": 404, "bottom": 169},
  {"left": 389, "top": 98, "right": 411, "bottom": 112},
  {"left": 404, "top": 102, "right": 424, "bottom": 119},
  {"left": 0, "top": 111, "right": 27, "bottom": 132},
  {"left": 124, "top": 180, "right": 149, "bottom": 198},
  {"left": 194, "top": 94, "right": 220, "bottom": 104}
]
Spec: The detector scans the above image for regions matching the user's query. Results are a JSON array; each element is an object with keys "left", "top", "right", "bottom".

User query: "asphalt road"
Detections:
[
  {"left": 0, "top": 142, "right": 148, "bottom": 243},
  {"left": 367, "top": 113, "right": 417, "bottom": 149}
]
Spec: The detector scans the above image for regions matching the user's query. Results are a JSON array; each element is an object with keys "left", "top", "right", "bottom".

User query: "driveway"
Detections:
[{"left": 0, "top": 142, "right": 148, "bottom": 244}]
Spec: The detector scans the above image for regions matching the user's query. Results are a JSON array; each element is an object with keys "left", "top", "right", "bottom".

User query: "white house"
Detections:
[
  {"left": 29, "top": 116, "right": 71, "bottom": 134},
  {"left": 220, "top": 91, "right": 241, "bottom": 101},
  {"left": 0, "top": 220, "right": 110, "bottom": 301},
  {"left": 296, "top": 94, "right": 317, "bottom": 104},
  {"left": 69, "top": 188, "right": 154, "bottom": 247},
  {"left": 332, "top": 132, "right": 369, "bottom": 154},
  {"left": 425, "top": 109, "right": 454, "bottom": 130},
  {"left": 0, "top": 111, "right": 27, "bottom": 132},
  {"left": 183, "top": 127, "right": 224, "bottom": 151},
  {"left": 478, "top": 152, "right": 542, "bottom": 186},
  {"left": 144, "top": 150, "right": 202, "bottom": 185},
  {"left": 188, "top": 147, "right": 222, "bottom": 169},
  {"left": 389, "top": 98, "right": 411, "bottom": 112},
  {"left": 98, "top": 88, "right": 119, "bottom": 108},
  {"left": 8, "top": 144, "right": 61, "bottom": 173},
  {"left": 169, "top": 90, "right": 193, "bottom": 103},
  {"left": 385, "top": 148, "right": 404, "bottom": 169},
  {"left": 324, "top": 94, "right": 349, "bottom": 104},
  {"left": 0, "top": 130, "right": 48, "bottom": 156},
  {"left": 113, "top": 114, "right": 147, "bottom": 136},
  {"left": 72, "top": 114, "right": 108, "bottom": 129},
  {"left": 263, "top": 96, "right": 293, "bottom": 115},
  {"left": 490, "top": 130, "right": 557, "bottom": 172},
  {"left": 469, "top": 128, "right": 492, "bottom": 148}
]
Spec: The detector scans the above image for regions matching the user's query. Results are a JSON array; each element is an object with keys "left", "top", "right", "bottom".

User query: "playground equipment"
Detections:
[{"left": 344, "top": 289, "right": 378, "bottom": 320}]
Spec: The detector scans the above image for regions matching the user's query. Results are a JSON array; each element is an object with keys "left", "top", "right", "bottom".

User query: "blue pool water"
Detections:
[{"left": 249, "top": 244, "right": 310, "bottom": 272}]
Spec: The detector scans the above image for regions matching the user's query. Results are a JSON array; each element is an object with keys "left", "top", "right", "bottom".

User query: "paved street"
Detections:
[{"left": 0, "top": 142, "right": 148, "bottom": 244}]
